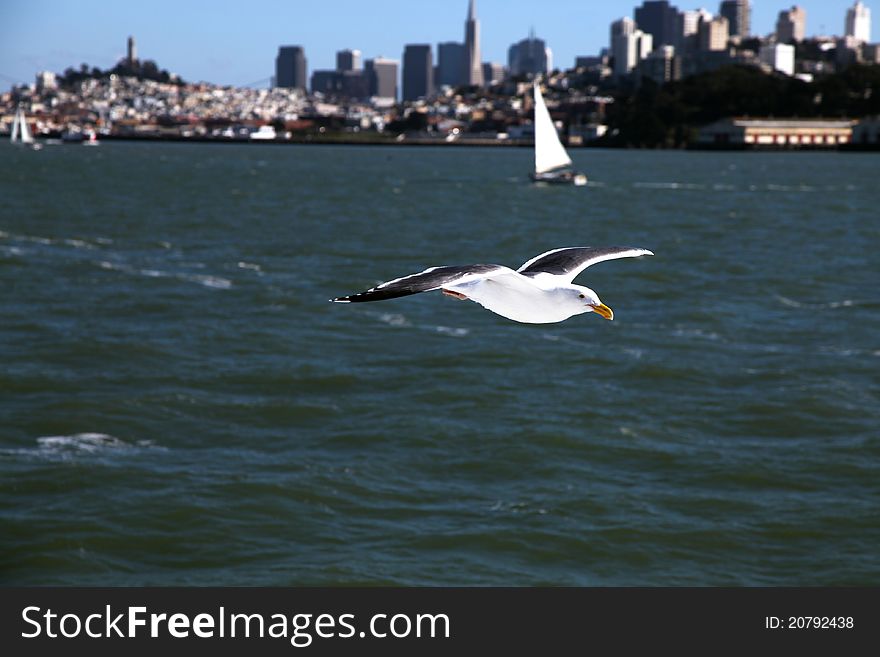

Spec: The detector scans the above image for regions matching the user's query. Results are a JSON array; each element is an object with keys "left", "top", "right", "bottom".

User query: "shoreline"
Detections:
[{"left": 11, "top": 132, "right": 878, "bottom": 151}]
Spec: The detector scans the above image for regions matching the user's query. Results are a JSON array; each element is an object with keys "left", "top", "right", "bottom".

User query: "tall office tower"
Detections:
[
  {"left": 635, "top": 0, "right": 680, "bottom": 47},
  {"left": 508, "top": 31, "right": 552, "bottom": 77},
  {"left": 612, "top": 29, "right": 653, "bottom": 76},
  {"left": 336, "top": 49, "right": 362, "bottom": 72},
  {"left": 482, "top": 62, "right": 505, "bottom": 85},
  {"left": 846, "top": 1, "right": 871, "bottom": 43},
  {"left": 698, "top": 15, "right": 730, "bottom": 51},
  {"left": 276, "top": 45, "right": 307, "bottom": 90},
  {"left": 365, "top": 57, "right": 398, "bottom": 99},
  {"left": 403, "top": 44, "right": 434, "bottom": 101},
  {"left": 437, "top": 42, "right": 466, "bottom": 87},
  {"left": 677, "top": 9, "right": 709, "bottom": 51},
  {"left": 127, "top": 36, "right": 137, "bottom": 67},
  {"left": 464, "top": 0, "right": 484, "bottom": 85},
  {"left": 610, "top": 17, "right": 636, "bottom": 53},
  {"left": 776, "top": 6, "right": 806, "bottom": 43},
  {"left": 719, "top": 0, "right": 750, "bottom": 38}
]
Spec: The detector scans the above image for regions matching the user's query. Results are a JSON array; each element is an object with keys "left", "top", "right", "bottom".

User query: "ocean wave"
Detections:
[
  {"left": 95, "top": 260, "right": 232, "bottom": 289},
  {"left": 775, "top": 295, "right": 863, "bottom": 310},
  {"left": 0, "top": 433, "right": 163, "bottom": 461}
]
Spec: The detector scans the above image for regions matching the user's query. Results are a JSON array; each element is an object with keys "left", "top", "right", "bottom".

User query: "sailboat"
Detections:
[
  {"left": 530, "top": 83, "right": 586, "bottom": 186},
  {"left": 10, "top": 105, "right": 41, "bottom": 150}
]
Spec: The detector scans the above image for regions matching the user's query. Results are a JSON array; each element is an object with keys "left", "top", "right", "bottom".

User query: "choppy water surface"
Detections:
[{"left": 1, "top": 142, "right": 878, "bottom": 585}]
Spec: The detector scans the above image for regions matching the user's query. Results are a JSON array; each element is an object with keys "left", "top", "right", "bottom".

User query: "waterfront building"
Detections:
[
  {"left": 437, "top": 42, "right": 466, "bottom": 87},
  {"left": 760, "top": 43, "right": 795, "bottom": 76},
  {"left": 697, "top": 118, "right": 853, "bottom": 148},
  {"left": 403, "top": 45, "right": 433, "bottom": 101},
  {"left": 776, "top": 6, "right": 806, "bottom": 43},
  {"left": 634, "top": 1, "right": 680, "bottom": 48},
  {"left": 508, "top": 31, "right": 552, "bottom": 77},
  {"left": 845, "top": 2, "right": 871, "bottom": 43},
  {"left": 276, "top": 46, "right": 307, "bottom": 91},
  {"left": 719, "top": 0, "right": 750, "bottom": 38},
  {"left": 336, "top": 49, "right": 362, "bottom": 72},
  {"left": 698, "top": 15, "right": 730, "bottom": 51},
  {"left": 612, "top": 29, "right": 653, "bottom": 77},
  {"left": 464, "top": 0, "right": 484, "bottom": 86},
  {"left": 365, "top": 58, "right": 398, "bottom": 99}
]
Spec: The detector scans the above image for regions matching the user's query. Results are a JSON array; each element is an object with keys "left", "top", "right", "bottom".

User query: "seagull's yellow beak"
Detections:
[{"left": 592, "top": 302, "right": 614, "bottom": 321}]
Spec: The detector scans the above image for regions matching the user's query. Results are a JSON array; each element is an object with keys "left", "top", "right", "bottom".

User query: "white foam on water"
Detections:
[
  {"left": 435, "top": 326, "right": 469, "bottom": 337},
  {"left": 237, "top": 261, "right": 262, "bottom": 272},
  {"left": 377, "top": 312, "right": 410, "bottom": 327},
  {"left": 776, "top": 295, "right": 859, "bottom": 310},
  {"left": 184, "top": 273, "right": 233, "bottom": 289},
  {"left": 37, "top": 433, "right": 127, "bottom": 452}
]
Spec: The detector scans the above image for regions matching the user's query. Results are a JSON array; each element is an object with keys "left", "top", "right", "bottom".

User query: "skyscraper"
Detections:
[
  {"left": 719, "top": 0, "right": 750, "bottom": 38},
  {"left": 846, "top": 2, "right": 871, "bottom": 43},
  {"left": 365, "top": 58, "right": 398, "bottom": 99},
  {"left": 437, "top": 42, "right": 466, "bottom": 87},
  {"left": 698, "top": 15, "right": 730, "bottom": 51},
  {"left": 610, "top": 17, "right": 636, "bottom": 54},
  {"left": 464, "top": 0, "right": 484, "bottom": 86},
  {"left": 403, "top": 44, "right": 434, "bottom": 101},
  {"left": 776, "top": 6, "right": 806, "bottom": 43},
  {"left": 508, "top": 31, "right": 552, "bottom": 77},
  {"left": 336, "top": 49, "right": 362, "bottom": 72},
  {"left": 634, "top": 1, "right": 680, "bottom": 48},
  {"left": 276, "top": 46, "right": 307, "bottom": 91},
  {"left": 612, "top": 29, "right": 653, "bottom": 77}
]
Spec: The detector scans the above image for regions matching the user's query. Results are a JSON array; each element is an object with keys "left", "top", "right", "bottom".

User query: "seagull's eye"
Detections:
[{"left": 578, "top": 294, "right": 585, "bottom": 299}]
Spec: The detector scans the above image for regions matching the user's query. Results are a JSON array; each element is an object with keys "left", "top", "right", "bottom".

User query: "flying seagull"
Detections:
[{"left": 332, "top": 246, "right": 653, "bottom": 324}]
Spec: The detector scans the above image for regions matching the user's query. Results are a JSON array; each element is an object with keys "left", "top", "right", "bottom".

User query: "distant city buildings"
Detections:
[
  {"left": 634, "top": 1, "right": 680, "bottom": 48},
  {"left": 365, "top": 57, "right": 398, "bottom": 100},
  {"left": 613, "top": 28, "right": 653, "bottom": 77},
  {"left": 776, "top": 6, "right": 807, "bottom": 43},
  {"left": 508, "top": 31, "right": 552, "bottom": 77},
  {"left": 846, "top": 1, "right": 872, "bottom": 43},
  {"left": 336, "top": 49, "right": 362, "bottom": 72},
  {"left": 699, "top": 15, "right": 730, "bottom": 52},
  {"left": 402, "top": 44, "right": 433, "bottom": 101},
  {"left": 719, "top": 0, "right": 751, "bottom": 38},
  {"left": 760, "top": 43, "right": 796, "bottom": 75},
  {"left": 437, "top": 42, "right": 466, "bottom": 88},
  {"left": 482, "top": 62, "right": 505, "bottom": 85},
  {"left": 276, "top": 46, "right": 307, "bottom": 91}
]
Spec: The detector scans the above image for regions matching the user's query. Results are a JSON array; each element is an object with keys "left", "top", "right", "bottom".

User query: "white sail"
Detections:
[
  {"left": 533, "top": 83, "right": 572, "bottom": 174},
  {"left": 10, "top": 108, "right": 20, "bottom": 143},
  {"left": 19, "top": 108, "right": 34, "bottom": 144}
]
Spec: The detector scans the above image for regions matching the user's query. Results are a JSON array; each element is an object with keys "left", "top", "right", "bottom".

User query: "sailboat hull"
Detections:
[{"left": 531, "top": 171, "right": 588, "bottom": 186}]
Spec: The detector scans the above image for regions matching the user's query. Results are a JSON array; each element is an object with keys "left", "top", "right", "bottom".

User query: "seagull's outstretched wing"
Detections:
[
  {"left": 517, "top": 246, "right": 653, "bottom": 283},
  {"left": 332, "top": 264, "right": 506, "bottom": 303}
]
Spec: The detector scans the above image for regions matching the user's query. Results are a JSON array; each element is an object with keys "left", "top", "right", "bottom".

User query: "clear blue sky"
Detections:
[{"left": 0, "top": 1, "right": 869, "bottom": 90}]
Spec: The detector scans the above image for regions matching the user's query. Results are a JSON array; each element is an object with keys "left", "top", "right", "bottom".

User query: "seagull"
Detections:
[{"left": 332, "top": 246, "right": 653, "bottom": 324}]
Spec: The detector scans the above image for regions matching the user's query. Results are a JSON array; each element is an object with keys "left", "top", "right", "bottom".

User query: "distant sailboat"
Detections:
[
  {"left": 10, "top": 105, "right": 41, "bottom": 150},
  {"left": 530, "top": 83, "right": 586, "bottom": 186}
]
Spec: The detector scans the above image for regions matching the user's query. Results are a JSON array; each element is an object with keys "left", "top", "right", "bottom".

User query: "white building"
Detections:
[
  {"left": 612, "top": 29, "right": 653, "bottom": 77},
  {"left": 845, "top": 1, "right": 871, "bottom": 43},
  {"left": 760, "top": 43, "right": 795, "bottom": 76}
]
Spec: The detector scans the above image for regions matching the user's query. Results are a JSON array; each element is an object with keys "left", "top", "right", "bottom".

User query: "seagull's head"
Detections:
[{"left": 568, "top": 285, "right": 614, "bottom": 321}]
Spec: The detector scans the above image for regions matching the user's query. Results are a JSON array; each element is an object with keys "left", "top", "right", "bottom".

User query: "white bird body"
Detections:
[{"left": 333, "top": 246, "right": 653, "bottom": 325}]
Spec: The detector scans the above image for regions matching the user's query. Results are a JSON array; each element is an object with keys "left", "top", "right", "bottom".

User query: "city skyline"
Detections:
[{"left": 0, "top": 1, "right": 871, "bottom": 92}]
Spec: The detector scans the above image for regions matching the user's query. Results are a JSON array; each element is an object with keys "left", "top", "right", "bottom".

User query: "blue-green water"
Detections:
[{"left": 1, "top": 142, "right": 878, "bottom": 585}]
